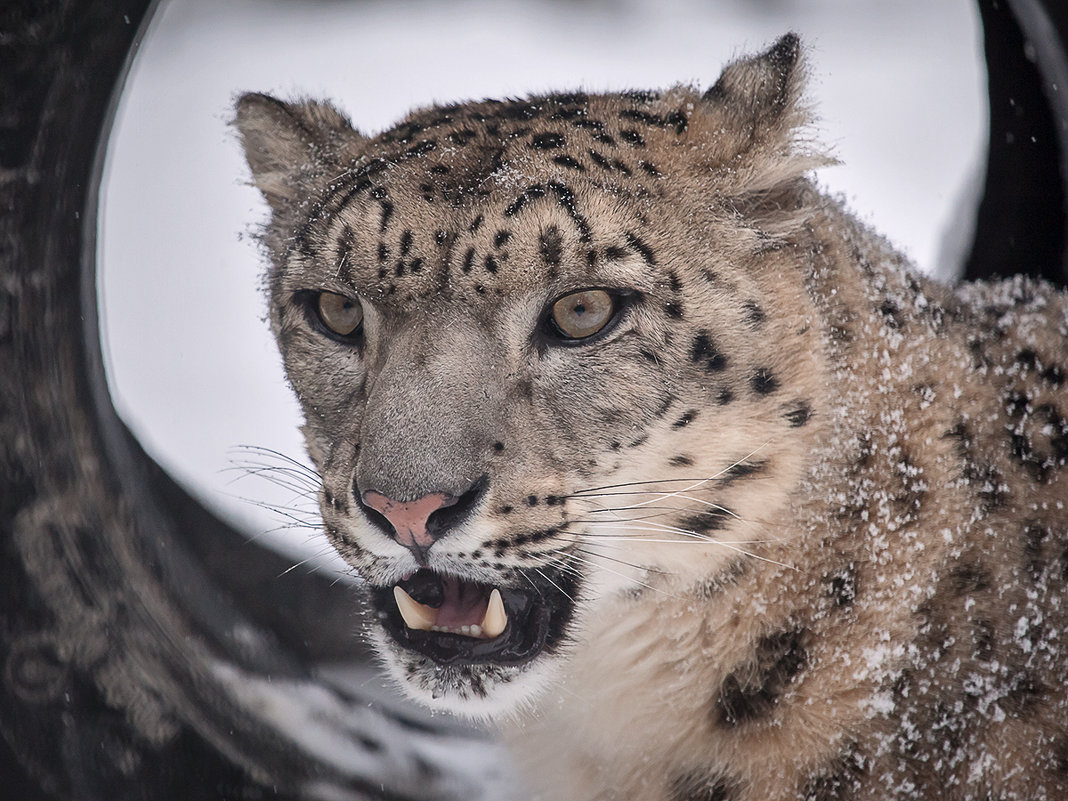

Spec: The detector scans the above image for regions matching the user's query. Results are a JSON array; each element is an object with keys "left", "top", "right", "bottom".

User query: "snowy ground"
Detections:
[{"left": 98, "top": 0, "right": 986, "bottom": 573}]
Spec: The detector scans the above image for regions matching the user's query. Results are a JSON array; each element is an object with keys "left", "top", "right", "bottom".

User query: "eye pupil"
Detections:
[
  {"left": 549, "top": 289, "right": 617, "bottom": 341},
  {"left": 316, "top": 291, "right": 364, "bottom": 338}
]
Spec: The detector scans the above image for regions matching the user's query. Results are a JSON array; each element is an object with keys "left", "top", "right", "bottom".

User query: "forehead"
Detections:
[{"left": 290, "top": 90, "right": 697, "bottom": 305}]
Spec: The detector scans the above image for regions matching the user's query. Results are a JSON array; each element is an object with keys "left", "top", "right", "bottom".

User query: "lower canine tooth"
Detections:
[
  {"left": 394, "top": 586, "right": 437, "bottom": 631},
  {"left": 481, "top": 588, "right": 508, "bottom": 638}
]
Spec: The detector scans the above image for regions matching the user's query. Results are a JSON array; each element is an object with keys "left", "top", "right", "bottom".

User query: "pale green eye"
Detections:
[
  {"left": 550, "top": 289, "right": 616, "bottom": 340},
  {"left": 316, "top": 292, "right": 363, "bottom": 337}
]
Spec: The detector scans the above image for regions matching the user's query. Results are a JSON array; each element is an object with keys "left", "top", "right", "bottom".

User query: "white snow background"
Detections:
[{"left": 98, "top": 0, "right": 986, "bottom": 575}]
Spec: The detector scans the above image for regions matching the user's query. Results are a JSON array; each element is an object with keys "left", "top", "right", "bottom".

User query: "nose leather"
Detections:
[{"left": 361, "top": 490, "right": 458, "bottom": 553}]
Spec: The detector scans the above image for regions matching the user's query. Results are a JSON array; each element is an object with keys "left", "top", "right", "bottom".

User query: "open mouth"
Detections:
[{"left": 369, "top": 567, "right": 578, "bottom": 666}]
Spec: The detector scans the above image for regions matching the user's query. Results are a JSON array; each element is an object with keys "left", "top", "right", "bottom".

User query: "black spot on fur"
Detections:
[
  {"left": 493, "top": 230, "right": 511, "bottom": 248},
  {"left": 944, "top": 420, "right": 1009, "bottom": 511},
  {"left": 379, "top": 200, "right": 394, "bottom": 231},
  {"left": 447, "top": 128, "right": 476, "bottom": 146},
  {"left": 667, "top": 271, "right": 682, "bottom": 292},
  {"left": 639, "top": 160, "right": 662, "bottom": 177},
  {"left": 878, "top": 299, "right": 902, "bottom": 329},
  {"left": 785, "top": 402, "right": 812, "bottom": 427},
  {"left": 405, "top": 139, "right": 436, "bottom": 158},
  {"left": 665, "top": 302, "right": 683, "bottom": 319},
  {"left": 751, "top": 368, "right": 779, "bottom": 395},
  {"left": 624, "top": 232, "right": 656, "bottom": 265},
  {"left": 377, "top": 242, "right": 389, "bottom": 262},
  {"left": 539, "top": 226, "right": 563, "bottom": 267},
  {"left": 1016, "top": 348, "right": 1039, "bottom": 370},
  {"left": 526, "top": 495, "right": 538, "bottom": 506},
  {"left": 1008, "top": 403, "right": 1068, "bottom": 482},
  {"left": 716, "top": 628, "right": 807, "bottom": 727},
  {"left": 743, "top": 300, "right": 766, "bottom": 328},
  {"left": 668, "top": 771, "right": 737, "bottom": 801},
  {"left": 672, "top": 410, "right": 698, "bottom": 429},
  {"left": 399, "top": 230, "right": 413, "bottom": 256},
  {"left": 434, "top": 229, "right": 449, "bottom": 245},
  {"left": 620, "top": 128, "right": 646, "bottom": 146},
  {"left": 716, "top": 387, "right": 734, "bottom": 405},
  {"left": 461, "top": 248, "right": 475, "bottom": 273},
  {"left": 530, "top": 132, "right": 566, "bottom": 149},
  {"left": 516, "top": 529, "right": 560, "bottom": 546},
  {"left": 408, "top": 257, "right": 423, "bottom": 273},
  {"left": 691, "top": 332, "right": 728, "bottom": 371},
  {"left": 719, "top": 459, "right": 768, "bottom": 486},
  {"left": 553, "top": 154, "right": 585, "bottom": 171},
  {"left": 826, "top": 565, "right": 858, "bottom": 608},
  {"left": 1001, "top": 670, "right": 1046, "bottom": 718},
  {"left": 950, "top": 561, "right": 991, "bottom": 595},
  {"left": 550, "top": 91, "right": 589, "bottom": 106},
  {"left": 484, "top": 254, "right": 499, "bottom": 274},
  {"left": 588, "top": 149, "right": 613, "bottom": 171},
  {"left": 493, "top": 441, "right": 505, "bottom": 452},
  {"left": 679, "top": 507, "right": 732, "bottom": 533},
  {"left": 573, "top": 118, "right": 605, "bottom": 132},
  {"left": 669, "top": 454, "right": 693, "bottom": 468},
  {"left": 604, "top": 245, "right": 629, "bottom": 261},
  {"left": 1043, "top": 364, "right": 1065, "bottom": 386},
  {"left": 548, "top": 181, "right": 591, "bottom": 241},
  {"left": 468, "top": 214, "right": 484, "bottom": 233}
]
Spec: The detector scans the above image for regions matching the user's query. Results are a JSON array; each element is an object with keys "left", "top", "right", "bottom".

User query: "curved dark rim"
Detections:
[{"left": 0, "top": 0, "right": 1066, "bottom": 799}]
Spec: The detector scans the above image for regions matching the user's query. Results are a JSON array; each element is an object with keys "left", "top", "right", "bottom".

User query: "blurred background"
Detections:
[{"left": 97, "top": 0, "right": 986, "bottom": 575}]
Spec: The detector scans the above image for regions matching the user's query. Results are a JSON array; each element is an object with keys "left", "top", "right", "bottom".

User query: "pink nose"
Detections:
[{"left": 361, "top": 490, "right": 458, "bottom": 555}]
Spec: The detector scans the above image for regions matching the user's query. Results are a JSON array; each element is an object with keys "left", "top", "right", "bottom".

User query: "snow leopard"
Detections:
[{"left": 234, "top": 34, "right": 1068, "bottom": 801}]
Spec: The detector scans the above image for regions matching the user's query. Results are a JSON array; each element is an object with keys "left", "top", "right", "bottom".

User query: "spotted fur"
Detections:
[{"left": 236, "top": 34, "right": 1068, "bottom": 801}]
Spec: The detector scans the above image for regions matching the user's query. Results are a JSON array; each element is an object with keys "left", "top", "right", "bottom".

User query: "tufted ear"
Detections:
[
  {"left": 233, "top": 93, "right": 359, "bottom": 214},
  {"left": 693, "top": 33, "right": 831, "bottom": 218},
  {"left": 704, "top": 33, "right": 804, "bottom": 135}
]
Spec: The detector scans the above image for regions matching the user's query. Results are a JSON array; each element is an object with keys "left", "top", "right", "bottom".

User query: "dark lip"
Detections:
[{"left": 368, "top": 566, "right": 579, "bottom": 667}]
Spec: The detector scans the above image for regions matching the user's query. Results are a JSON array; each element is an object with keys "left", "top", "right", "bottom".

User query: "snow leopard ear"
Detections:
[
  {"left": 692, "top": 33, "right": 830, "bottom": 211},
  {"left": 704, "top": 33, "right": 804, "bottom": 132},
  {"left": 233, "top": 93, "right": 360, "bottom": 214}
]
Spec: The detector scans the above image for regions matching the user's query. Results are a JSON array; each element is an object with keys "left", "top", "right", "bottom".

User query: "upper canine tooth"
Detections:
[
  {"left": 481, "top": 588, "right": 508, "bottom": 639},
  {"left": 394, "top": 586, "right": 437, "bottom": 631}
]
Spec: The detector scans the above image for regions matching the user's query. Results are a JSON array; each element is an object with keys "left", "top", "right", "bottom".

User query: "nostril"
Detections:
[
  {"left": 361, "top": 490, "right": 457, "bottom": 550},
  {"left": 355, "top": 476, "right": 490, "bottom": 556},
  {"left": 425, "top": 475, "right": 489, "bottom": 537}
]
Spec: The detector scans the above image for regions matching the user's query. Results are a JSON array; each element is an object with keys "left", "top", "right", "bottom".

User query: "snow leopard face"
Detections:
[{"left": 235, "top": 35, "right": 829, "bottom": 715}]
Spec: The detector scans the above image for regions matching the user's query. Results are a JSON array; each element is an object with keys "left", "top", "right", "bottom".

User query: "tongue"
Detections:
[{"left": 435, "top": 576, "right": 491, "bottom": 629}]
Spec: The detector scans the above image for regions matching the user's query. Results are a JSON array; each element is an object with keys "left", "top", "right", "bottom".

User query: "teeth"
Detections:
[
  {"left": 481, "top": 588, "right": 508, "bottom": 639},
  {"left": 393, "top": 586, "right": 437, "bottom": 631},
  {"left": 393, "top": 584, "right": 508, "bottom": 639}
]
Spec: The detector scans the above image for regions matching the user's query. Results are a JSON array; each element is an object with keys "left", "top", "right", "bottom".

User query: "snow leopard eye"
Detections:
[
  {"left": 314, "top": 291, "right": 363, "bottom": 339},
  {"left": 546, "top": 289, "right": 620, "bottom": 342}
]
